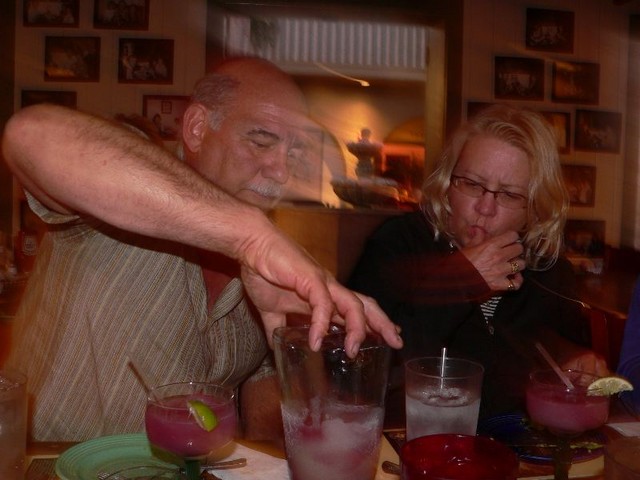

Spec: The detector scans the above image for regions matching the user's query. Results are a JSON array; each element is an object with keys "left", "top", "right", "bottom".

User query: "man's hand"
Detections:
[{"left": 239, "top": 225, "right": 402, "bottom": 357}]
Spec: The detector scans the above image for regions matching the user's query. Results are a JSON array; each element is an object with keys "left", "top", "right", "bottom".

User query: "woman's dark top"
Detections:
[{"left": 348, "top": 211, "right": 590, "bottom": 419}]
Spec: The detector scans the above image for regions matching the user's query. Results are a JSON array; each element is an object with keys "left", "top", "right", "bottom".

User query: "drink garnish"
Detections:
[
  {"left": 187, "top": 399, "right": 219, "bottom": 431},
  {"left": 587, "top": 376, "right": 634, "bottom": 396}
]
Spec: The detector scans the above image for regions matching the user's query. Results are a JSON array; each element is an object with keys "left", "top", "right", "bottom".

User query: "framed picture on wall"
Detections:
[
  {"left": 564, "top": 219, "right": 606, "bottom": 274},
  {"left": 574, "top": 109, "right": 622, "bottom": 153},
  {"left": 494, "top": 56, "right": 545, "bottom": 101},
  {"left": 525, "top": 8, "right": 574, "bottom": 53},
  {"left": 541, "top": 111, "right": 570, "bottom": 154},
  {"left": 118, "top": 38, "right": 174, "bottom": 84},
  {"left": 142, "top": 95, "right": 189, "bottom": 141},
  {"left": 21, "top": 90, "right": 77, "bottom": 109},
  {"left": 561, "top": 164, "right": 596, "bottom": 207},
  {"left": 552, "top": 61, "right": 600, "bottom": 105},
  {"left": 24, "top": 0, "right": 79, "bottom": 27},
  {"left": 44, "top": 36, "right": 101, "bottom": 82},
  {"left": 93, "top": 0, "right": 150, "bottom": 30}
]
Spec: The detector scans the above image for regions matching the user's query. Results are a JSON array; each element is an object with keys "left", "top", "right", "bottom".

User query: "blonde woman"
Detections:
[{"left": 349, "top": 104, "right": 607, "bottom": 419}]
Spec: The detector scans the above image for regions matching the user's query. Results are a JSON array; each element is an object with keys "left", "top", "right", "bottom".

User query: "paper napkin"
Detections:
[
  {"left": 607, "top": 421, "right": 640, "bottom": 437},
  {"left": 203, "top": 442, "right": 289, "bottom": 480}
]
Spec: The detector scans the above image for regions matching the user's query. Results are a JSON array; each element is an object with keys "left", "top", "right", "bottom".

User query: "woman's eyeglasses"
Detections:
[{"left": 450, "top": 175, "right": 527, "bottom": 209}]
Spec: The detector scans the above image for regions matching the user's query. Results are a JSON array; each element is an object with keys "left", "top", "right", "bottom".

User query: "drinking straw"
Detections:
[
  {"left": 439, "top": 347, "right": 447, "bottom": 389},
  {"left": 127, "top": 352, "right": 160, "bottom": 401},
  {"left": 535, "top": 342, "right": 574, "bottom": 390}
]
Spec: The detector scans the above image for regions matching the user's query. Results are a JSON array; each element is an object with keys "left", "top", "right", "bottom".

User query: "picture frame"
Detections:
[
  {"left": 525, "top": 8, "right": 574, "bottom": 54},
  {"left": 93, "top": 0, "right": 150, "bottom": 30},
  {"left": 561, "top": 165, "right": 596, "bottom": 207},
  {"left": 142, "top": 95, "right": 189, "bottom": 141},
  {"left": 564, "top": 219, "right": 606, "bottom": 274},
  {"left": 118, "top": 38, "right": 174, "bottom": 84},
  {"left": 24, "top": 0, "right": 79, "bottom": 27},
  {"left": 541, "top": 111, "right": 571, "bottom": 154},
  {"left": 44, "top": 36, "right": 101, "bottom": 82},
  {"left": 494, "top": 56, "right": 545, "bottom": 101},
  {"left": 552, "top": 61, "right": 600, "bottom": 105},
  {"left": 21, "top": 90, "right": 77, "bottom": 109},
  {"left": 574, "top": 109, "right": 622, "bottom": 154}
]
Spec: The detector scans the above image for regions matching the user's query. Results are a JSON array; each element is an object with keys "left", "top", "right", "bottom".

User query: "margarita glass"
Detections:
[
  {"left": 526, "top": 369, "right": 609, "bottom": 480},
  {"left": 145, "top": 382, "right": 237, "bottom": 480}
]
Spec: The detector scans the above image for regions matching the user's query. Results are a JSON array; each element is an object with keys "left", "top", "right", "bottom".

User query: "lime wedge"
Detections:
[
  {"left": 587, "top": 376, "right": 634, "bottom": 396},
  {"left": 187, "top": 399, "right": 219, "bottom": 431}
]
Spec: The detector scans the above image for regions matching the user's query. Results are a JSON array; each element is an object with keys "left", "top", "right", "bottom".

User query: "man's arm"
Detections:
[
  {"left": 2, "top": 104, "right": 402, "bottom": 354},
  {"left": 3, "top": 104, "right": 255, "bottom": 253}
]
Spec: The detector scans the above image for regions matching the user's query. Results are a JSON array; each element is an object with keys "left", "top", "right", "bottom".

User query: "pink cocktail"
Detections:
[
  {"left": 273, "top": 326, "right": 391, "bottom": 480},
  {"left": 145, "top": 382, "right": 236, "bottom": 459},
  {"left": 281, "top": 402, "right": 384, "bottom": 480},
  {"left": 526, "top": 369, "right": 610, "bottom": 480},
  {"left": 526, "top": 369, "right": 609, "bottom": 436}
]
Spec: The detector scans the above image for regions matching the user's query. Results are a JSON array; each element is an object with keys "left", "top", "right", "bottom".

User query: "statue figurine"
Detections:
[{"left": 346, "top": 128, "right": 383, "bottom": 178}]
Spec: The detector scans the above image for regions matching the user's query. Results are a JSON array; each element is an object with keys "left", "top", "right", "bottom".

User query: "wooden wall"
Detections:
[
  {"left": 462, "top": 0, "right": 637, "bottom": 248},
  {"left": 0, "top": 1, "right": 16, "bottom": 244}
]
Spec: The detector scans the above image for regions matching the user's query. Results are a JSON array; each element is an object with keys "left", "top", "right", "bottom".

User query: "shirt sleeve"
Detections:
[
  {"left": 617, "top": 275, "right": 640, "bottom": 414},
  {"left": 349, "top": 217, "right": 491, "bottom": 312},
  {"left": 24, "top": 190, "right": 80, "bottom": 225}
]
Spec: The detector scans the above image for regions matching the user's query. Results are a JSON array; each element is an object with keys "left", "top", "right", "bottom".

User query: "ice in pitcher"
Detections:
[{"left": 282, "top": 400, "right": 384, "bottom": 480}]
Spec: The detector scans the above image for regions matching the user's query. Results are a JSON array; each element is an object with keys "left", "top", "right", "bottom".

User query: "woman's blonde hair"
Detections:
[{"left": 421, "top": 104, "right": 568, "bottom": 271}]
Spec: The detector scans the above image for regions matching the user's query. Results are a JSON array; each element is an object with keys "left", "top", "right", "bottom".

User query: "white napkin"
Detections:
[
  {"left": 204, "top": 443, "right": 290, "bottom": 480},
  {"left": 206, "top": 436, "right": 396, "bottom": 480},
  {"left": 607, "top": 421, "right": 640, "bottom": 437}
]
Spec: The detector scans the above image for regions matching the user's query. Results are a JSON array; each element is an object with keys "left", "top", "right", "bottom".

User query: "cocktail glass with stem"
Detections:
[
  {"left": 145, "top": 382, "right": 237, "bottom": 480},
  {"left": 525, "top": 369, "right": 609, "bottom": 480}
]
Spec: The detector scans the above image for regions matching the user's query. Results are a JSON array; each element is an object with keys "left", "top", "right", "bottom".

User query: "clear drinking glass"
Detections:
[
  {"left": 404, "top": 357, "right": 484, "bottom": 441},
  {"left": 273, "top": 326, "right": 391, "bottom": 480},
  {"left": 0, "top": 369, "right": 27, "bottom": 480}
]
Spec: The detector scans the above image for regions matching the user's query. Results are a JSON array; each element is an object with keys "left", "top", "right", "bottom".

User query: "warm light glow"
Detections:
[{"left": 313, "top": 62, "right": 370, "bottom": 87}]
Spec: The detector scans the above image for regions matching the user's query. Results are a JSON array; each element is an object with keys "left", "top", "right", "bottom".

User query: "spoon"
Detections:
[
  {"left": 382, "top": 460, "right": 401, "bottom": 475},
  {"left": 198, "top": 457, "right": 247, "bottom": 471},
  {"left": 97, "top": 458, "right": 247, "bottom": 480}
]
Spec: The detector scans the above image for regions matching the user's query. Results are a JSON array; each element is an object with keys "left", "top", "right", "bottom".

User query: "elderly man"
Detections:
[{"left": 2, "top": 57, "right": 402, "bottom": 442}]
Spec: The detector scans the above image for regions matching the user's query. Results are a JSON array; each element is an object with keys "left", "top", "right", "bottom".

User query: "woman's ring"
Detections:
[
  {"left": 510, "top": 260, "right": 519, "bottom": 274},
  {"left": 507, "top": 280, "right": 515, "bottom": 291}
]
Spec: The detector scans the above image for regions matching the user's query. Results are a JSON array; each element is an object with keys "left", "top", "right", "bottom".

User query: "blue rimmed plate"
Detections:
[
  {"left": 55, "top": 433, "right": 180, "bottom": 480},
  {"left": 478, "top": 413, "right": 605, "bottom": 464}
]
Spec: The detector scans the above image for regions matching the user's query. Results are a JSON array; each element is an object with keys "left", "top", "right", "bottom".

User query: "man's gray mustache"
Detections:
[{"left": 248, "top": 184, "right": 283, "bottom": 198}]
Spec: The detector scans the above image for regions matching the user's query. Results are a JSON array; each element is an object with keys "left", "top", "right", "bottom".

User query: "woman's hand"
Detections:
[
  {"left": 560, "top": 350, "right": 610, "bottom": 378},
  {"left": 459, "top": 231, "right": 525, "bottom": 292}
]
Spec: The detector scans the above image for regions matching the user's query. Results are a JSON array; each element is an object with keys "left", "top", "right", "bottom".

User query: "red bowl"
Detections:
[{"left": 400, "top": 434, "right": 519, "bottom": 480}]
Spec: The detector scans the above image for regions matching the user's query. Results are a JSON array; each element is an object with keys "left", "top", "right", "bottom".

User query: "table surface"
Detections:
[
  {"left": 25, "top": 435, "right": 401, "bottom": 480},
  {"left": 25, "top": 404, "right": 639, "bottom": 480}
]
